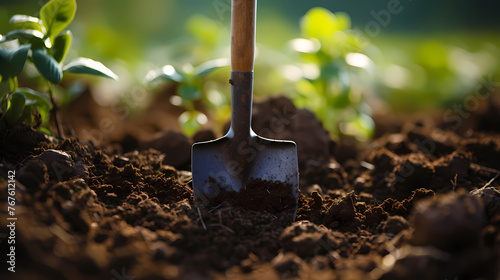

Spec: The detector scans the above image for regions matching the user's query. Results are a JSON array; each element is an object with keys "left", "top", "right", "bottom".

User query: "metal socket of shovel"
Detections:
[{"left": 191, "top": 0, "right": 299, "bottom": 219}]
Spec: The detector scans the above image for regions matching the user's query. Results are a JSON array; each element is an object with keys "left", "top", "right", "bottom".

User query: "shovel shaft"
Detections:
[
  {"left": 229, "top": 0, "right": 256, "bottom": 140},
  {"left": 229, "top": 71, "right": 253, "bottom": 140},
  {"left": 231, "top": 0, "right": 256, "bottom": 72}
]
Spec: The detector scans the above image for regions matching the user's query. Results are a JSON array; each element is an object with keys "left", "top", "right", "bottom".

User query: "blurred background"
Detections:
[{"left": 1, "top": 0, "right": 499, "bottom": 141}]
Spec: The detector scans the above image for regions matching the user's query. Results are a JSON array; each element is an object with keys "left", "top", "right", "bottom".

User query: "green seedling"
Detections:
[
  {"left": 0, "top": 44, "right": 52, "bottom": 132},
  {"left": 147, "top": 58, "right": 229, "bottom": 136},
  {"left": 0, "top": 0, "right": 118, "bottom": 137},
  {"left": 290, "top": 7, "right": 374, "bottom": 140}
]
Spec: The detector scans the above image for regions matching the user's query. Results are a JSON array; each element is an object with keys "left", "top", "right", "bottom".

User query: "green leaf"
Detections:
[
  {"left": 63, "top": 57, "right": 118, "bottom": 80},
  {"left": 0, "top": 48, "right": 8, "bottom": 58},
  {"left": 5, "top": 29, "right": 44, "bottom": 40},
  {"left": 195, "top": 58, "right": 230, "bottom": 77},
  {"left": 149, "top": 65, "right": 185, "bottom": 83},
  {"left": 301, "top": 8, "right": 349, "bottom": 40},
  {"left": 25, "top": 99, "right": 37, "bottom": 106},
  {"left": 8, "top": 77, "right": 18, "bottom": 93},
  {"left": 9, "top": 14, "right": 46, "bottom": 33},
  {"left": 301, "top": 8, "right": 336, "bottom": 39},
  {"left": 9, "top": 44, "right": 31, "bottom": 77},
  {"left": 33, "top": 48, "right": 63, "bottom": 84},
  {"left": 0, "top": 48, "right": 9, "bottom": 77},
  {"left": 178, "top": 84, "right": 201, "bottom": 100},
  {"left": 5, "top": 92, "right": 26, "bottom": 127},
  {"left": 52, "top": 30, "right": 71, "bottom": 63},
  {"left": 0, "top": 92, "right": 7, "bottom": 112},
  {"left": 9, "top": 76, "right": 19, "bottom": 92},
  {"left": 40, "top": 0, "right": 76, "bottom": 40},
  {"left": 0, "top": 45, "right": 30, "bottom": 79},
  {"left": 17, "top": 87, "right": 52, "bottom": 123},
  {"left": 0, "top": 74, "right": 2, "bottom": 83},
  {"left": 17, "top": 87, "right": 52, "bottom": 109},
  {"left": 4, "top": 29, "right": 49, "bottom": 48}
]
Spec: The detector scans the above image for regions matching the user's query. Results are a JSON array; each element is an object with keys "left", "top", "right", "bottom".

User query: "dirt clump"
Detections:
[
  {"left": 146, "top": 130, "right": 192, "bottom": 169},
  {"left": 470, "top": 186, "right": 500, "bottom": 220},
  {"left": 411, "top": 190, "right": 485, "bottom": 252},
  {"left": 251, "top": 96, "right": 334, "bottom": 186},
  {"left": 280, "top": 221, "right": 348, "bottom": 258}
]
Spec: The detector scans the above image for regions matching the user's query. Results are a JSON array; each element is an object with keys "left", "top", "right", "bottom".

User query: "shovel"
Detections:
[{"left": 191, "top": 0, "right": 299, "bottom": 218}]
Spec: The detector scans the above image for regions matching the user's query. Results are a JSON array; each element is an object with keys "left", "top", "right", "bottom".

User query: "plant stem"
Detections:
[{"left": 45, "top": 80, "right": 64, "bottom": 138}]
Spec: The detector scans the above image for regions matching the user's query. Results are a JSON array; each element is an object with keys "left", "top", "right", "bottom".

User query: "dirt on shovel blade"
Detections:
[{"left": 206, "top": 179, "right": 298, "bottom": 215}]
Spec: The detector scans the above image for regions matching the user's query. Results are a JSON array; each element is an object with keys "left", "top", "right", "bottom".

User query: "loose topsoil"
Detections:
[{"left": 1, "top": 96, "right": 500, "bottom": 280}]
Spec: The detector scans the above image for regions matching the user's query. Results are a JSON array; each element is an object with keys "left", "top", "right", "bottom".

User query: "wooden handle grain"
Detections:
[{"left": 231, "top": 0, "right": 256, "bottom": 72}]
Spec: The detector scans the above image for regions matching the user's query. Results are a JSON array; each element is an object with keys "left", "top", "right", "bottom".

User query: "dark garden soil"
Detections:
[
  {"left": 1, "top": 94, "right": 500, "bottom": 280},
  {"left": 204, "top": 179, "right": 298, "bottom": 218}
]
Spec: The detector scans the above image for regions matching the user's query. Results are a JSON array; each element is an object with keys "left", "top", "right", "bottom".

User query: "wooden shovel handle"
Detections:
[{"left": 231, "top": 0, "right": 256, "bottom": 72}]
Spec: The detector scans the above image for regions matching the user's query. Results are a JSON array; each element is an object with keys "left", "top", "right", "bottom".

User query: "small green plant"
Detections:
[
  {"left": 290, "top": 7, "right": 374, "bottom": 140},
  {"left": 0, "top": 0, "right": 118, "bottom": 137},
  {"left": 146, "top": 58, "right": 229, "bottom": 136},
  {"left": 0, "top": 44, "right": 52, "bottom": 131}
]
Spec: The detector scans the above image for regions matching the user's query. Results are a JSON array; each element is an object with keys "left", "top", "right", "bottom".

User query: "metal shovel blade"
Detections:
[
  {"left": 192, "top": 135, "right": 298, "bottom": 205},
  {"left": 192, "top": 72, "right": 299, "bottom": 218}
]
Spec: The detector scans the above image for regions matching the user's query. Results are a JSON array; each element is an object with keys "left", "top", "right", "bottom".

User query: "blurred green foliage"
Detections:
[
  {"left": 1, "top": 1, "right": 499, "bottom": 140},
  {"left": 371, "top": 35, "right": 500, "bottom": 111},
  {"left": 289, "top": 7, "right": 375, "bottom": 140},
  {"left": 0, "top": 0, "right": 117, "bottom": 136},
  {"left": 146, "top": 58, "right": 230, "bottom": 136}
]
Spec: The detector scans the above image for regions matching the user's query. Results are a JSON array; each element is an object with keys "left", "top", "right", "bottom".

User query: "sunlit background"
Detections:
[{"left": 1, "top": 0, "right": 499, "bottom": 140}]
